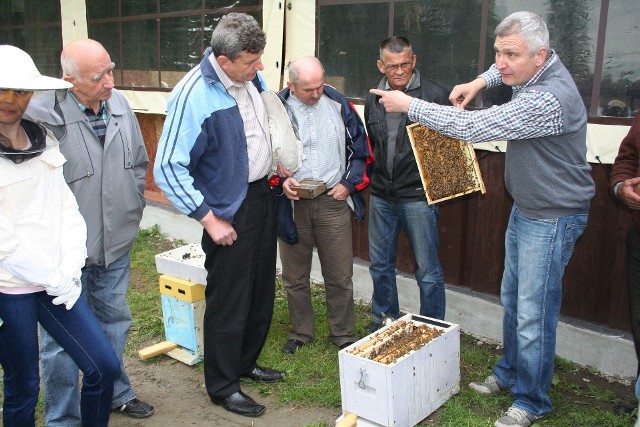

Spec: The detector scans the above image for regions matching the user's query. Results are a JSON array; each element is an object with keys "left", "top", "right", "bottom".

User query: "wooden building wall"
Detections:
[{"left": 138, "top": 112, "right": 633, "bottom": 332}]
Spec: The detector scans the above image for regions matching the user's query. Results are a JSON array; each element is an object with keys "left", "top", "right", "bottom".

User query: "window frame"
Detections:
[{"left": 87, "top": 1, "right": 263, "bottom": 92}]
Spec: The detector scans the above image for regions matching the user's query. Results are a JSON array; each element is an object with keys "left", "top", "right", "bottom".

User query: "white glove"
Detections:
[{"left": 48, "top": 276, "right": 82, "bottom": 310}]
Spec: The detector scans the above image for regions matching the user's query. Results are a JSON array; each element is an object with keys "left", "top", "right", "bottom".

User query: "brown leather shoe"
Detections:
[{"left": 210, "top": 390, "right": 265, "bottom": 417}]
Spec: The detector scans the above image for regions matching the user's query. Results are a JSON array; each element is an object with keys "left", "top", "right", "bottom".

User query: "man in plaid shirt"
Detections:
[{"left": 372, "top": 11, "right": 594, "bottom": 427}]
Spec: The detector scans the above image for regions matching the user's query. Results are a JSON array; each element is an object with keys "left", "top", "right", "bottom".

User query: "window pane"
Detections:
[
  {"left": 122, "top": 0, "right": 157, "bottom": 17},
  {"left": 15, "top": 0, "right": 60, "bottom": 23},
  {"left": 203, "top": 11, "right": 261, "bottom": 44},
  {"left": 205, "top": 0, "right": 260, "bottom": 8},
  {"left": 487, "top": 0, "right": 600, "bottom": 111},
  {"left": 1, "top": 0, "right": 61, "bottom": 24},
  {"left": 393, "top": 1, "right": 485, "bottom": 93},
  {"left": 204, "top": 14, "right": 221, "bottom": 45},
  {"left": 318, "top": 3, "right": 388, "bottom": 99},
  {"left": 89, "top": 23, "right": 122, "bottom": 85},
  {"left": 600, "top": 0, "right": 640, "bottom": 117},
  {"left": 161, "top": 0, "right": 202, "bottom": 13},
  {"left": 0, "top": 0, "right": 62, "bottom": 78},
  {"left": 160, "top": 16, "right": 203, "bottom": 88},
  {"left": 122, "top": 20, "right": 158, "bottom": 87},
  {"left": 86, "top": 0, "right": 119, "bottom": 19},
  {"left": 547, "top": 1, "right": 599, "bottom": 115},
  {"left": 86, "top": 2, "right": 262, "bottom": 89},
  {"left": 1, "top": 27, "right": 62, "bottom": 78}
]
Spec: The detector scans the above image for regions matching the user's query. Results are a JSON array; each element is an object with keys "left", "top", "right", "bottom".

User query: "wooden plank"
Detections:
[{"left": 137, "top": 341, "right": 178, "bottom": 360}]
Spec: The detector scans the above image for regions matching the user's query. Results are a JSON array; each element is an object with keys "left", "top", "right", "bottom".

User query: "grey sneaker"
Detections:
[
  {"left": 469, "top": 375, "right": 508, "bottom": 395},
  {"left": 494, "top": 406, "right": 538, "bottom": 427}
]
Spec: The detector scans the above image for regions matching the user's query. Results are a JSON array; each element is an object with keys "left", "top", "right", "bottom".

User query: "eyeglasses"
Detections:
[{"left": 382, "top": 61, "right": 413, "bottom": 72}]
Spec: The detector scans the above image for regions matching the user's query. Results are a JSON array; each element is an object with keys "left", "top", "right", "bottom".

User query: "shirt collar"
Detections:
[
  {"left": 512, "top": 49, "right": 557, "bottom": 93},
  {"left": 208, "top": 52, "right": 245, "bottom": 90},
  {"left": 288, "top": 93, "right": 321, "bottom": 111},
  {"left": 67, "top": 90, "right": 107, "bottom": 115}
]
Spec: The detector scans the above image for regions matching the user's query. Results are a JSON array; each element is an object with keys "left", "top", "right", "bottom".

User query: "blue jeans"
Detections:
[
  {"left": 368, "top": 195, "right": 445, "bottom": 320},
  {"left": 493, "top": 206, "right": 588, "bottom": 418},
  {"left": 40, "top": 253, "right": 135, "bottom": 426},
  {"left": 0, "top": 291, "right": 119, "bottom": 427}
]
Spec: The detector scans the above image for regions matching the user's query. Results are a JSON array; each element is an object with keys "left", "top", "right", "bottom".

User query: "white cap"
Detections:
[
  {"left": 261, "top": 90, "right": 302, "bottom": 174},
  {"left": 0, "top": 45, "right": 72, "bottom": 91}
]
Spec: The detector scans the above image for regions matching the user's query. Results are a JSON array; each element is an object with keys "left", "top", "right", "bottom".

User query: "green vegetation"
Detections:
[{"left": 126, "top": 227, "right": 636, "bottom": 426}]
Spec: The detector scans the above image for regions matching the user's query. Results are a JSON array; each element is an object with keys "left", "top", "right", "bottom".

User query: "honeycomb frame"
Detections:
[{"left": 407, "top": 123, "right": 486, "bottom": 204}]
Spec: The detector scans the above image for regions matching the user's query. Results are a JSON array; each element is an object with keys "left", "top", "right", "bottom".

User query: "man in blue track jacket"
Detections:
[{"left": 154, "top": 13, "right": 283, "bottom": 418}]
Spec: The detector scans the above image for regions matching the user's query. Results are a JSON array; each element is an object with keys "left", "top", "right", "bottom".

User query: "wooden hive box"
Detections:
[
  {"left": 338, "top": 314, "right": 460, "bottom": 427},
  {"left": 160, "top": 293, "right": 204, "bottom": 365},
  {"left": 407, "top": 123, "right": 486, "bottom": 204},
  {"left": 159, "top": 274, "right": 205, "bottom": 303},
  {"left": 152, "top": 245, "right": 208, "bottom": 365}
]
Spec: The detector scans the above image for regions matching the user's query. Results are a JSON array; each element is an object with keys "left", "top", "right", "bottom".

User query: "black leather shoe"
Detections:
[
  {"left": 613, "top": 403, "right": 636, "bottom": 415},
  {"left": 282, "top": 339, "right": 305, "bottom": 354},
  {"left": 210, "top": 391, "right": 265, "bottom": 417},
  {"left": 113, "top": 398, "right": 154, "bottom": 418},
  {"left": 242, "top": 365, "right": 284, "bottom": 383}
]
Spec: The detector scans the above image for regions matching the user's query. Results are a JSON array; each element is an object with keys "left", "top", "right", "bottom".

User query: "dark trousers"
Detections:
[
  {"left": 627, "top": 222, "right": 640, "bottom": 377},
  {"left": 201, "top": 178, "right": 277, "bottom": 399}
]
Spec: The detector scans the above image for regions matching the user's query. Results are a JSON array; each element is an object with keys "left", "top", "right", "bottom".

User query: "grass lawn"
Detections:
[{"left": 127, "top": 226, "right": 637, "bottom": 426}]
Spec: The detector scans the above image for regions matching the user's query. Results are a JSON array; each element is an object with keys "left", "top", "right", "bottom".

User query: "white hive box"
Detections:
[
  {"left": 155, "top": 243, "right": 207, "bottom": 285},
  {"left": 338, "top": 314, "right": 460, "bottom": 427}
]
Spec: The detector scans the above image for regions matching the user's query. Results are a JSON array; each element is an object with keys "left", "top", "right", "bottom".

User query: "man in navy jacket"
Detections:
[{"left": 276, "top": 57, "right": 372, "bottom": 355}]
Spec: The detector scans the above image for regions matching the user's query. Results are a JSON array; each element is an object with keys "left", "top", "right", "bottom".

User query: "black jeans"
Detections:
[{"left": 201, "top": 178, "right": 277, "bottom": 399}]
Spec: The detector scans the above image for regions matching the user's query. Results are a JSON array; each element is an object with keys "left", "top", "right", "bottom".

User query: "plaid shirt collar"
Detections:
[
  {"left": 512, "top": 50, "right": 557, "bottom": 94},
  {"left": 68, "top": 90, "right": 109, "bottom": 120}
]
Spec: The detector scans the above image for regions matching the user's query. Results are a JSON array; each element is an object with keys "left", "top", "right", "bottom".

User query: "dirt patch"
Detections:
[{"left": 110, "top": 355, "right": 341, "bottom": 427}]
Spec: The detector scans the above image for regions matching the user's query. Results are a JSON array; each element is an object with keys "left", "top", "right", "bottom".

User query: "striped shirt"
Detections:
[
  {"left": 209, "top": 54, "right": 271, "bottom": 182},
  {"left": 288, "top": 94, "right": 345, "bottom": 188},
  {"left": 68, "top": 91, "right": 108, "bottom": 144},
  {"left": 407, "top": 51, "right": 563, "bottom": 143}
]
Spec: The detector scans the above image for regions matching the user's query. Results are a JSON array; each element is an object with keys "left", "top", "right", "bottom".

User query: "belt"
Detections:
[{"left": 249, "top": 176, "right": 268, "bottom": 187}]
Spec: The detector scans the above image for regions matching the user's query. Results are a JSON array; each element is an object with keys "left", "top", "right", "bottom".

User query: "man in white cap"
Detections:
[
  {"left": 0, "top": 44, "right": 120, "bottom": 427},
  {"left": 27, "top": 38, "right": 153, "bottom": 423}
]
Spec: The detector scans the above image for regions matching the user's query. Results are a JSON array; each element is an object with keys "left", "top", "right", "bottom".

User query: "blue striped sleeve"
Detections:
[{"left": 153, "top": 69, "right": 207, "bottom": 218}]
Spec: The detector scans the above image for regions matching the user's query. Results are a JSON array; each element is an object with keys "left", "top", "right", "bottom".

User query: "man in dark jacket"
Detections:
[
  {"left": 610, "top": 111, "right": 640, "bottom": 422},
  {"left": 364, "top": 36, "right": 450, "bottom": 331},
  {"left": 277, "top": 56, "right": 372, "bottom": 354}
]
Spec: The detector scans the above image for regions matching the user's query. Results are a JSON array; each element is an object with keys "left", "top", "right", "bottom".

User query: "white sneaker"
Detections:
[
  {"left": 469, "top": 375, "right": 508, "bottom": 395},
  {"left": 494, "top": 406, "right": 539, "bottom": 427}
]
